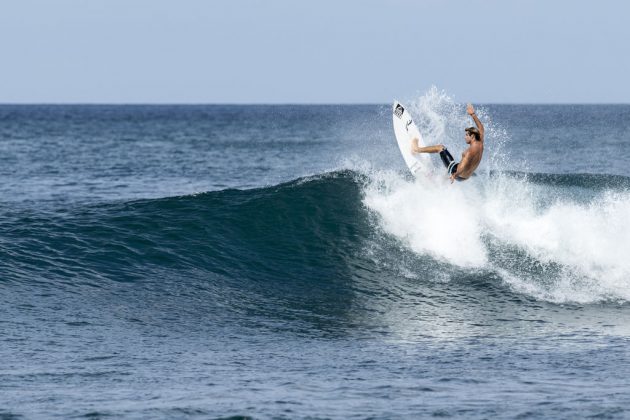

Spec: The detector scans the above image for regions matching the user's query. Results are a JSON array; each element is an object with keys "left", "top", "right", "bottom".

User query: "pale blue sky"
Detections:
[{"left": 1, "top": 0, "right": 628, "bottom": 103}]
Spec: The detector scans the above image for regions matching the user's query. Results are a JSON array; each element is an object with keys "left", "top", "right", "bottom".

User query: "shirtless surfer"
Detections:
[{"left": 411, "top": 103, "right": 484, "bottom": 182}]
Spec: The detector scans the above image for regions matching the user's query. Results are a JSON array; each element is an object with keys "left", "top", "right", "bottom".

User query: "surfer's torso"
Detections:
[{"left": 457, "top": 141, "right": 483, "bottom": 179}]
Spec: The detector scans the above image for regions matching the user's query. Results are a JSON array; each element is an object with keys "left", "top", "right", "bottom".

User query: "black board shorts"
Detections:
[{"left": 439, "top": 148, "right": 467, "bottom": 181}]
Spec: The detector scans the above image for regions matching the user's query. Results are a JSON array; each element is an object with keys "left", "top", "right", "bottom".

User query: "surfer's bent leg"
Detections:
[{"left": 439, "top": 148, "right": 459, "bottom": 175}]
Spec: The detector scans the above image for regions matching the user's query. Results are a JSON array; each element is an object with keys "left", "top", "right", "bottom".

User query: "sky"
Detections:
[{"left": 1, "top": 0, "right": 629, "bottom": 104}]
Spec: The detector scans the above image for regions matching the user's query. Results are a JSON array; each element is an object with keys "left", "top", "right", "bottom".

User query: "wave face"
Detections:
[
  {"left": 3, "top": 169, "right": 630, "bottom": 308},
  {"left": 1, "top": 172, "right": 374, "bottom": 327}
]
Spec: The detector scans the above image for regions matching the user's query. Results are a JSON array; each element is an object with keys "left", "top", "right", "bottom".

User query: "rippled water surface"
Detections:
[{"left": 2, "top": 93, "right": 630, "bottom": 418}]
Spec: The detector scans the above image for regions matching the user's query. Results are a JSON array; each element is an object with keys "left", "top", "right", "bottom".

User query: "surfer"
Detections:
[{"left": 411, "top": 103, "right": 484, "bottom": 182}]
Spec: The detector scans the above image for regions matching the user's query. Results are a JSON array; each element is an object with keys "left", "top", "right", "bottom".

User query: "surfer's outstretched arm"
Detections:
[{"left": 467, "top": 104, "right": 484, "bottom": 141}]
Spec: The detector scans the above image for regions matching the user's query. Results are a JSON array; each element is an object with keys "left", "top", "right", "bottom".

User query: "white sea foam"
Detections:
[
  {"left": 363, "top": 168, "right": 630, "bottom": 303},
  {"left": 487, "top": 188, "right": 630, "bottom": 303},
  {"left": 360, "top": 88, "right": 630, "bottom": 303},
  {"left": 364, "top": 171, "right": 488, "bottom": 268}
]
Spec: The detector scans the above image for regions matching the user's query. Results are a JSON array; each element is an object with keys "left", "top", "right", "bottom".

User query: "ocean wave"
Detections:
[{"left": 2, "top": 169, "right": 629, "bottom": 305}]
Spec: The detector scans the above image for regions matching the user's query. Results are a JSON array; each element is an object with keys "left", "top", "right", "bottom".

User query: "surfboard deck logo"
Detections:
[{"left": 394, "top": 104, "right": 405, "bottom": 119}]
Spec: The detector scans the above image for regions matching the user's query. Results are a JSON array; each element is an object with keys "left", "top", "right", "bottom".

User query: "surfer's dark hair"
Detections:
[{"left": 465, "top": 127, "right": 480, "bottom": 141}]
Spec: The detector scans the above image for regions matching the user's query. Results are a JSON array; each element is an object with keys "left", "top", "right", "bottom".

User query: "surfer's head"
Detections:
[{"left": 464, "top": 127, "right": 480, "bottom": 143}]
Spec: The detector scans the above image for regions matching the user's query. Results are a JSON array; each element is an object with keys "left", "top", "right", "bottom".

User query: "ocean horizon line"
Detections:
[{"left": 1, "top": 101, "right": 630, "bottom": 106}]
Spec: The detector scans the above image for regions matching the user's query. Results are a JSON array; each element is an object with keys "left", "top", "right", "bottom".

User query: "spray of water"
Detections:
[{"left": 359, "top": 87, "right": 630, "bottom": 304}]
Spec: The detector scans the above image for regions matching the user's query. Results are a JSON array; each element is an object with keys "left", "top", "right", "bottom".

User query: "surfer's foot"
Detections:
[{"left": 411, "top": 138, "right": 419, "bottom": 154}]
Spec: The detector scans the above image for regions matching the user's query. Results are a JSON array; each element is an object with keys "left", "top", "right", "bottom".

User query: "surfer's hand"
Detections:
[{"left": 467, "top": 104, "right": 475, "bottom": 115}]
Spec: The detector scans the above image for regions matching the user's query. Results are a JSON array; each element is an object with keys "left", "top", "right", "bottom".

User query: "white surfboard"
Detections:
[{"left": 392, "top": 100, "right": 434, "bottom": 176}]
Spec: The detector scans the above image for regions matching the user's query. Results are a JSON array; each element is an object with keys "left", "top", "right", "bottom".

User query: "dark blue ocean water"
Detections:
[{"left": 2, "top": 93, "right": 630, "bottom": 419}]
